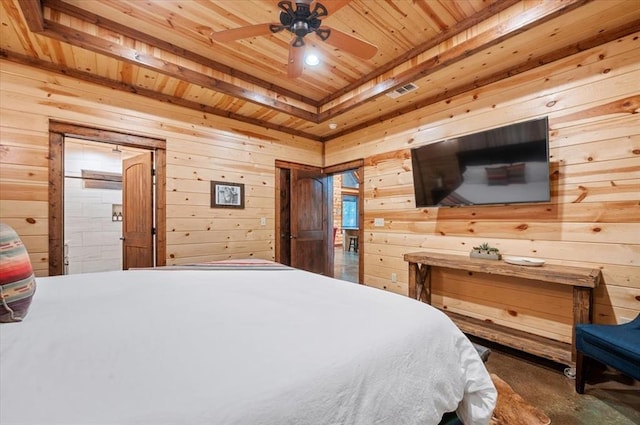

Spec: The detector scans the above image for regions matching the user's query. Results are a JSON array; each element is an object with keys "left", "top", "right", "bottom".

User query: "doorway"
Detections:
[
  {"left": 63, "top": 139, "right": 150, "bottom": 274},
  {"left": 48, "top": 121, "right": 167, "bottom": 276},
  {"left": 275, "top": 159, "right": 364, "bottom": 283},
  {"left": 332, "top": 170, "right": 360, "bottom": 283}
]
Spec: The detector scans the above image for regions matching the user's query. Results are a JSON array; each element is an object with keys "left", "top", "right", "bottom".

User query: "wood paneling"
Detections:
[
  {"left": 325, "top": 33, "right": 640, "bottom": 330},
  {"left": 0, "top": 5, "right": 637, "bottom": 351},
  {"left": 0, "top": 59, "right": 322, "bottom": 275},
  {"left": 3, "top": 0, "right": 639, "bottom": 140}
]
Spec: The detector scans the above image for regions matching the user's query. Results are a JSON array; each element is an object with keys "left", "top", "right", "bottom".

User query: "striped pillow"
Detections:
[{"left": 0, "top": 223, "right": 36, "bottom": 322}]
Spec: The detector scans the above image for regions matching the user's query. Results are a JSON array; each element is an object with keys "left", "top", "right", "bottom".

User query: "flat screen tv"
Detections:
[{"left": 411, "top": 117, "right": 550, "bottom": 207}]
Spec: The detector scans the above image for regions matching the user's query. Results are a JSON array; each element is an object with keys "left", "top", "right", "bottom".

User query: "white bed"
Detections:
[
  {"left": 0, "top": 264, "right": 496, "bottom": 425},
  {"left": 440, "top": 161, "right": 549, "bottom": 206}
]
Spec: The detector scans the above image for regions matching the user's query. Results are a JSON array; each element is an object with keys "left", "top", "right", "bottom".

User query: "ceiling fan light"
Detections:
[{"left": 305, "top": 53, "right": 320, "bottom": 66}]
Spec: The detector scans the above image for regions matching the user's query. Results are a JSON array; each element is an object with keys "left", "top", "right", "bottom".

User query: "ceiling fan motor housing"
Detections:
[{"left": 277, "top": 0, "right": 327, "bottom": 42}]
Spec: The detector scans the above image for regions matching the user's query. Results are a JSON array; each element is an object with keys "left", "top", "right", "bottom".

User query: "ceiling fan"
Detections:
[{"left": 210, "top": 0, "right": 378, "bottom": 78}]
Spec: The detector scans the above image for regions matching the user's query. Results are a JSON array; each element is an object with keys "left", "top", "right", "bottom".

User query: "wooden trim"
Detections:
[
  {"left": 155, "top": 149, "right": 166, "bottom": 267},
  {"left": 323, "top": 159, "right": 364, "bottom": 175},
  {"left": 48, "top": 131, "right": 64, "bottom": 276},
  {"left": 50, "top": 121, "right": 165, "bottom": 148},
  {"left": 17, "top": 0, "right": 44, "bottom": 32},
  {"left": 1, "top": 51, "right": 320, "bottom": 141},
  {"left": 43, "top": 0, "right": 319, "bottom": 108},
  {"left": 318, "top": 0, "right": 593, "bottom": 122},
  {"left": 322, "top": 19, "right": 640, "bottom": 141},
  {"left": 274, "top": 159, "right": 323, "bottom": 171},
  {"left": 318, "top": 0, "right": 521, "bottom": 105},
  {"left": 48, "top": 121, "right": 167, "bottom": 275},
  {"left": 323, "top": 171, "right": 333, "bottom": 277},
  {"left": 37, "top": 20, "right": 319, "bottom": 123},
  {"left": 356, "top": 162, "right": 364, "bottom": 285},
  {"left": 274, "top": 166, "right": 283, "bottom": 265},
  {"left": 17, "top": 0, "right": 633, "bottom": 143}
]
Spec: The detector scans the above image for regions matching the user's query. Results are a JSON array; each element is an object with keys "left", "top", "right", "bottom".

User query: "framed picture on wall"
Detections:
[{"left": 211, "top": 181, "right": 245, "bottom": 209}]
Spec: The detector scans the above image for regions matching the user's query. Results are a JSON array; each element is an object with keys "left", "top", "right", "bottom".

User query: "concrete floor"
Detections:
[
  {"left": 480, "top": 339, "right": 640, "bottom": 425},
  {"left": 334, "top": 246, "right": 359, "bottom": 283}
]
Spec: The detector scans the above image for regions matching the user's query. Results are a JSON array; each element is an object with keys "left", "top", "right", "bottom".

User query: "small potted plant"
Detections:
[{"left": 470, "top": 242, "right": 501, "bottom": 260}]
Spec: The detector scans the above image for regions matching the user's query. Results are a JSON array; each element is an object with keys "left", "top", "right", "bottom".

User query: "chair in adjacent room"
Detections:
[
  {"left": 575, "top": 314, "right": 640, "bottom": 393},
  {"left": 347, "top": 235, "right": 358, "bottom": 252}
]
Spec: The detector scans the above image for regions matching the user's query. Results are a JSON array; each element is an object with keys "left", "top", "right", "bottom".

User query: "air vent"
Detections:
[{"left": 386, "top": 82, "right": 419, "bottom": 99}]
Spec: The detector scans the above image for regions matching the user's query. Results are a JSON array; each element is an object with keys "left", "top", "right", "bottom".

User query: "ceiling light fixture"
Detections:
[
  {"left": 329, "top": 122, "right": 338, "bottom": 129},
  {"left": 305, "top": 53, "right": 320, "bottom": 66}
]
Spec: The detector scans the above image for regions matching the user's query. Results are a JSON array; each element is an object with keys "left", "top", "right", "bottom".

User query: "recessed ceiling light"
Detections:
[{"left": 305, "top": 54, "right": 320, "bottom": 66}]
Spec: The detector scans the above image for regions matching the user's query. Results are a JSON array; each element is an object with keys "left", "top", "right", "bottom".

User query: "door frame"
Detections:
[
  {"left": 323, "top": 159, "right": 365, "bottom": 284},
  {"left": 275, "top": 159, "right": 364, "bottom": 283},
  {"left": 48, "top": 121, "right": 166, "bottom": 276}
]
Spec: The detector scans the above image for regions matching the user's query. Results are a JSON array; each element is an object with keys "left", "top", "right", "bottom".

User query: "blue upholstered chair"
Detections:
[{"left": 575, "top": 314, "right": 640, "bottom": 393}]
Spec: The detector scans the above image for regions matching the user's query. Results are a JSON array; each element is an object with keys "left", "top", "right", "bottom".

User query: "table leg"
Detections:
[
  {"left": 408, "top": 262, "right": 431, "bottom": 304},
  {"left": 572, "top": 287, "right": 593, "bottom": 361}
]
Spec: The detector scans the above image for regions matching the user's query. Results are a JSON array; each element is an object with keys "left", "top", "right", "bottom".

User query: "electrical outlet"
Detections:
[
  {"left": 260, "top": 217, "right": 266, "bottom": 226},
  {"left": 391, "top": 272, "right": 397, "bottom": 283},
  {"left": 374, "top": 218, "right": 385, "bottom": 227}
]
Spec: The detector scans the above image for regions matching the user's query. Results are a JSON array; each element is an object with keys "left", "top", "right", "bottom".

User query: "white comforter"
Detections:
[{"left": 0, "top": 268, "right": 495, "bottom": 425}]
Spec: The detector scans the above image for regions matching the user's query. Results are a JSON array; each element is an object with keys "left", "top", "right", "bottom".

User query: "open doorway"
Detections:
[
  {"left": 48, "top": 121, "right": 167, "bottom": 276},
  {"left": 275, "top": 159, "right": 364, "bottom": 283},
  {"left": 332, "top": 170, "right": 360, "bottom": 283},
  {"left": 63, "top": 139, "right": 150, "bottom": 274}
]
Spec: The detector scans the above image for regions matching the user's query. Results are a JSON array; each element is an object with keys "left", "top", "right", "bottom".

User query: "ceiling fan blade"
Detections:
[
  {"left": 211, "top": 24, "right": 273, "bottom": 42},
  {"left": 321, "top": 26, "right": 378, "bottom": 59},
  {"left": 287, "top": 40, "right": 305, "bottom": 78}
]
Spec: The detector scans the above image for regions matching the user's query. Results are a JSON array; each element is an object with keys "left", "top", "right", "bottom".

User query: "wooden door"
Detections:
[
  {"left": 290, "top": 168, "right": 331, "bottom": 275},
  {"left": 277, "top": 169, "right": 292, "bottom": 266},
  {"left": 122, "top": 152, "right": 154, "bottom": 269}
]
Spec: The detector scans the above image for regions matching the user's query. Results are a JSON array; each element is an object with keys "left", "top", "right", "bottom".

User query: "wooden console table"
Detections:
[{"left": 404, "top": 251, "right": 602, "bottom": 365}]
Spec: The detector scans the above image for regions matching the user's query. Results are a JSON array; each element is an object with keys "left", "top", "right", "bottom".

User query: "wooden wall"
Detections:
[
  {"left": 0, "top": 60, "right": 323, "bottom": 275},
  {"left": 324, "top": 32, "right": 640, "bottom": 338},
  {"left": 1, "top": 31, "right": 638, "bottom": 345}
]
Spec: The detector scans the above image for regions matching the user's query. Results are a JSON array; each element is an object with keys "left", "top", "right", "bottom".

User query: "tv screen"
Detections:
[{"left": 411, "top": 117, "right": 550, "bottom": 207}]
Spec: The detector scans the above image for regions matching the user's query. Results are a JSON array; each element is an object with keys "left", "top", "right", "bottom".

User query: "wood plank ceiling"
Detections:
[{"left": 2, "top": 0, "right": 639, "bottom": 142}]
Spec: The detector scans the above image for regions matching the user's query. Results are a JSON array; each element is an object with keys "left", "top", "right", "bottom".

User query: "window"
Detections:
[{"left": 342, "top": 195, "right": 358, "bottom": 229}]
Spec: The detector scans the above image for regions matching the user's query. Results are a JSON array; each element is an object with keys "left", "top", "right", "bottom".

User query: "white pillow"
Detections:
[{"left": 462, "top": 166, "right": 488, "bottom": 184}]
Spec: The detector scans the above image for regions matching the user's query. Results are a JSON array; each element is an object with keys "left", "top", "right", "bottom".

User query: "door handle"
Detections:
[
  {"left": 120, "top": 237, "right": 125, "bottom": 241},
  {"left": 290, "top": 235, "right": 297, "bottom": 239}
]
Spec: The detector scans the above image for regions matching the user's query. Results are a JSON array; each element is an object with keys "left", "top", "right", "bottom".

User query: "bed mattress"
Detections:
[{"left": 0, "top": 267, "right": 495, "bottom": 424}]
